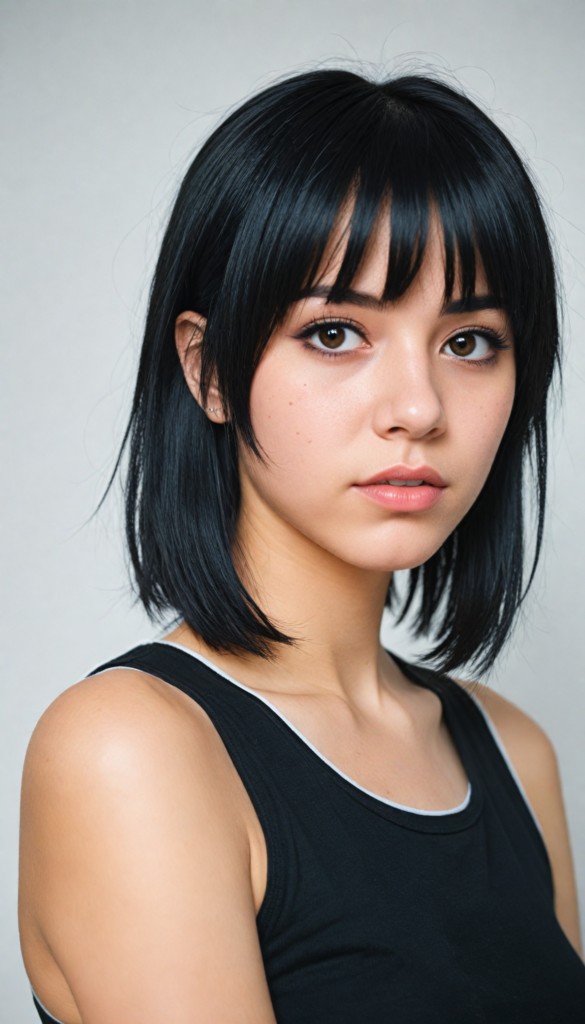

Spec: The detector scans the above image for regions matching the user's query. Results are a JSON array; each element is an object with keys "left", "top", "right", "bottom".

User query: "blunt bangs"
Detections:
[{"left": 118, "top": 69, "right": 560, "bottom": 673}]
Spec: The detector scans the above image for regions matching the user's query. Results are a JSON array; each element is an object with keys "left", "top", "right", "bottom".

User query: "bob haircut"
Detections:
[{"left": 117, "top": 69, "right": 560, "bottom": 674}]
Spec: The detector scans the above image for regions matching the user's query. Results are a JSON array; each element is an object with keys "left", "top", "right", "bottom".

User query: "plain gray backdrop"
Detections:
[{"left": 2, "top": 0, "right": 584, "bottom": 1018}]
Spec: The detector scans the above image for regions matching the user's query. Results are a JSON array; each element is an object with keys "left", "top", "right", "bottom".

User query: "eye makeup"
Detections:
[{"left": 293, "top": 315, "right": 510, "bottom": 365}]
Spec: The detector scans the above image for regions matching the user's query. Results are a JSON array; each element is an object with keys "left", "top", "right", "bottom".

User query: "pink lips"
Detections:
[{"left": 352, "top": 465, "right": 447, "bottom": 512}]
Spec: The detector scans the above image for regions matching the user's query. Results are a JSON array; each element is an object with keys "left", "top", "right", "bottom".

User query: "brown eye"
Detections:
[
  {"left": 317, "top": 326, "right": 346, "bottom": 349},
  {"left": 307, "top": 323, "right": 362, "bottom": 353},
  {"left": 445, "top": 332, "right": 491, "bottom": 360}
]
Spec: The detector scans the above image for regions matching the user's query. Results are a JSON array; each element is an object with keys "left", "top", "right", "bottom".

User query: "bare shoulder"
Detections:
[
  {"left": 458, "top": 681, "right": 582, "bottom": 956},
  {"left": 21, "top": 667, "right": 257, "bottom": 891},
  {"left": 20, "top": 669, "right": 273, "bottom": 1024},
  {"left": 24, "top": 666, "right": 236, "bottom": 788},
  {"left": 466, "top": 684, "right": 558, "bottom": 789},
  {"left": 21, "top": 666, "right": 253, "bottom": 849},
  {"left": 460, "top": 681, "right": 562, "bottom": 841}
]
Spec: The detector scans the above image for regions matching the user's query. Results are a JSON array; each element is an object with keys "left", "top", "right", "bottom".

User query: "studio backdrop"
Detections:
[{"left": 1, "top": 1, "right": 584, "bottom": 1019}]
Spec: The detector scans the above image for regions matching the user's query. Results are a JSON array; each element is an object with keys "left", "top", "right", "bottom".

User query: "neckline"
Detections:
[{"left": 155, "top": 639, "right": 472, "bottom": 818}]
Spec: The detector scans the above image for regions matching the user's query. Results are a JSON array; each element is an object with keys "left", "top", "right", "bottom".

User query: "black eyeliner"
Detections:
[
  {"left": 294, "top": 316, "right": 366, "bottom": 341},
  {"left": 447, "top": 325, "right": 511, "bottom": 351}
]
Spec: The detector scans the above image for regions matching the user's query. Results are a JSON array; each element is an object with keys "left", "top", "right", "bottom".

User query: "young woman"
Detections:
[{"left": 19, "top": 69, "right": 585, "bottom": 1023}]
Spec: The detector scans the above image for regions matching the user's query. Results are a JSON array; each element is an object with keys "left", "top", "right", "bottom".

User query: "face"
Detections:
[{"left": 236, "top": 216, "right": 516, "bottom": 574}]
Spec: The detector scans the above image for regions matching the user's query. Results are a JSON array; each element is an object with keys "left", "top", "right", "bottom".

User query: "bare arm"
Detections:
[
  {"left": 19, "top": 669, "right": 276, "bottom": 1024},
  {"left": 470, "top": 685, "right": 582, "bottom": 957}
]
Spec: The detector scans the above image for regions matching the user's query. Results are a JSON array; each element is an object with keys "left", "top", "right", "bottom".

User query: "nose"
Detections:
[{"left": 372, "top": 339, "right": 446, "bottom": 441}]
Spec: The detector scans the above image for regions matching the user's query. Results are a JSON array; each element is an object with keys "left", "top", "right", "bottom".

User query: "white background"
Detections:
[{"left": 1, "top": 0, "right": 584, "bottom": 1018}]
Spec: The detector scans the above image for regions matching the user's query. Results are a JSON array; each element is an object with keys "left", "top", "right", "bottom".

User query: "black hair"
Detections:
[{"left": 116, "top": 68, "right": 560, "bottom": 674}]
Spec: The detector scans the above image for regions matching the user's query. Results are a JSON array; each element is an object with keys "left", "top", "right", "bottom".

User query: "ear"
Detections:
[{"left": 175, "top": 311, "right": 227, "bottom": 424}]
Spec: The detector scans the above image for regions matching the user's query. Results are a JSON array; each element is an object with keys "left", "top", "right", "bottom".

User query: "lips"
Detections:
[
  {"left": 352, "top": 465, "right": 447, "bottom": 512},
  {"left": 357, "top": 465, "right": 447, "bottom": 488}
]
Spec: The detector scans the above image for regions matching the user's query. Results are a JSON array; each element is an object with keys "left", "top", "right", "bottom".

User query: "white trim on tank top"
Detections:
[
  {"left": 154, "top": 643, "right": 543, "bottom": 832},
  {"left": 30, "top": 647, "right": 545, "bottom": 1024},
  {"left": 31, "top": 986, "right": 64, "bottom": 1023},
  {"left": 148, "top": 639, "right": 473, "bottom": 816},
  {"left": 466, "top": 690, "right": 544, "bottom": 837},
  {"left": 91, "top": 639, "right": 545, "bottom": 829}
]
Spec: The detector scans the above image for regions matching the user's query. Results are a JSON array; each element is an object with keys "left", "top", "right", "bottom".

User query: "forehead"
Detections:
[{"left": 313, "top": 206, "right": 489, "bottom": 308}]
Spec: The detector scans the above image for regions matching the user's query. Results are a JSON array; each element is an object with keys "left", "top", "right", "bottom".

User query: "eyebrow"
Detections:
[
  {"left": 444, "top": 295, "right": 503, "bottom": 314},
  {"left": 301, "top": 285, "right": 503, "bottom": 315}
]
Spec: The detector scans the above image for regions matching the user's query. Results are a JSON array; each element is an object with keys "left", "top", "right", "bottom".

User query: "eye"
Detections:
[
  {"left": 444, "top": 331, "right": 494, "bottom": 360},
  {"left": 307, "top": 323, "right": 363, "bottom": 353}
]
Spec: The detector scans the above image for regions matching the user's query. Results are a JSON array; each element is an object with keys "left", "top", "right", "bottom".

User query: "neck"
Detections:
[{"left": 170, "top": 480, "right": 397, "bottom": 703}]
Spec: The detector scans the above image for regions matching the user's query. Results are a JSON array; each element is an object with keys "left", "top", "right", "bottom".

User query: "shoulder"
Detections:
[
  {"left": 20, "top": 664, "right": 260, "bottom": 933},
  {"left": 20, "top": 669, "right": 274, "bottom": 1021},
  {"left": 466, "top": 684, "right": 558, "bottom": 791},
  {"left": 23, "top": 666, "right": 239, "bottom": 797},
  {"left": 21, "top": 666, "right": 255, "bottom": 878},
  {"left": 458, "top": 681, "right": 582, "bottom": 955},
  {"left": 458, "top": 680, "right": 560, "bottom": 832}
]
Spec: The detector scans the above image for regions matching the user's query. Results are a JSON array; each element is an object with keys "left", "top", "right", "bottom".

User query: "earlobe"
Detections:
[{"left": 174, "top": 311, "right": 227, "bottom": 423}]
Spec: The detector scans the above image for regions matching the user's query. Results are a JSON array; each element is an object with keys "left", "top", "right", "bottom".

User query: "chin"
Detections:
[{"left": 318, "top": 530, "right": 452, "bottom": 574}]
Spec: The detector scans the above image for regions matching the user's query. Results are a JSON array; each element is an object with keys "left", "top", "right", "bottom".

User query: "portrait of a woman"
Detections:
[{"left": 17, "top": 68, "right": 585, "bottom": 1022}]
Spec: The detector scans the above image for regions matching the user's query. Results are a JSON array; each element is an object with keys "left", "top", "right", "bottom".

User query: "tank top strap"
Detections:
[
  {"left": 391, "top": 652, "right": 552, "bottom": 885},
  {"left": 90, "top": 641, "right": 552, "bottom": 896},
  {"left": 89, "top": 639, "right": 302, "bottom": 826},
  {"left": 89, "top": 640, "right": 328, "bottom": 936},
  {"left": 48, "top": 639, "right": 582, "bottom": 1023}
]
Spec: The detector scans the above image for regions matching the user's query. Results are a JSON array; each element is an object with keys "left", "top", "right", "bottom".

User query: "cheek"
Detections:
[
  {"left": 452, "top": 376, "right": 516, "bottom": 497},
  {"left": 239, "top": 346, "right": 517, "bottom": 573},
  {"left": 243, "top": 352, "right": 359, "bottom": 508}
]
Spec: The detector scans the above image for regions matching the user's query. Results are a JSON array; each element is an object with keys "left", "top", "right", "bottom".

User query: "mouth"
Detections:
[
  {"left": 374, "top": 478, "right": 426, "bottom": 487},
  {"left": 352, "top": 465, "right": 447, "bottom": 512}
]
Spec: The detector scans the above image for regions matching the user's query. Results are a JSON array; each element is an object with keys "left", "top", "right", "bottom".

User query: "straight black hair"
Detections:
[{"left": 116, "top": 68, "right": 560, "bottom": 674}]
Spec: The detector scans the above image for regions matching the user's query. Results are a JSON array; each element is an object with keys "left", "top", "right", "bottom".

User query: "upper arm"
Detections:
[
  {"left": 19, "top": 670, "right": 276, "bottom": 1024},
  {"left": 471, "top": 685, "right": 582, "bottom": 957}
]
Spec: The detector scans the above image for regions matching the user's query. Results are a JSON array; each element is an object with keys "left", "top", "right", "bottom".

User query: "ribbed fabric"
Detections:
[{"left": 33, "top": 642, "right": 585, "bottom": 1023}]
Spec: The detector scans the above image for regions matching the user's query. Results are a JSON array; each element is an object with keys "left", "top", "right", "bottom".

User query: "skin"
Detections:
[{"left": 19, "top": 215, "right": 581, "bottom": 1024}]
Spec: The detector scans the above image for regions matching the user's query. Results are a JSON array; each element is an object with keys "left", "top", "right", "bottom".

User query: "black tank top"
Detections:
[{"left": 33, "top": 641, "right": 585, "bottom": 1023}]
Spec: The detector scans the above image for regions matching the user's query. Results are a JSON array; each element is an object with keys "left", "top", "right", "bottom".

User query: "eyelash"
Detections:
[
  {"left": 295, "top": 318, "right": 366, "bottom": 359},
  {"left": 295, "top": 318, "right": 510, "bottom": 363},
  {"left": 445, "top": 323, "right": 510, "bottom": 366}
]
